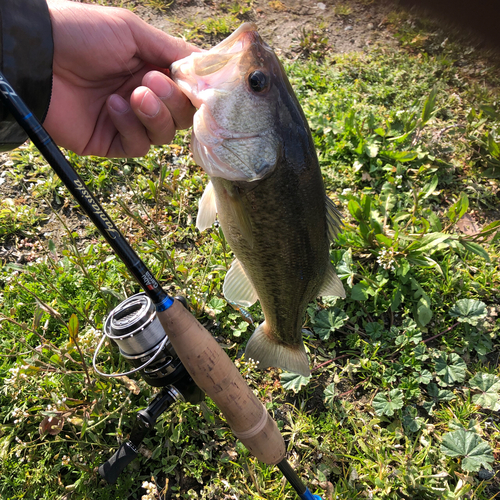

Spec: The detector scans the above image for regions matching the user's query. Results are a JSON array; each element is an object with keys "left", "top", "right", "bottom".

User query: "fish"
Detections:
[{"left": 170, "top": 23, "right": 345, "bottom": 376}]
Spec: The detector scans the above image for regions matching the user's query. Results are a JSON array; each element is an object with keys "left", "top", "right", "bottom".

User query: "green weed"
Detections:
[
  {"left": 297, "top": 28, "right": 332, "bottom": 61},
  {"left": 0, "top": 4, "right": 499, "bottom": 500},
  {"left": 144, "top": 0, "right": 173, "bottom": 12},
  {"left": 334, "top": 4, "right": 352, "bottom": 16}
]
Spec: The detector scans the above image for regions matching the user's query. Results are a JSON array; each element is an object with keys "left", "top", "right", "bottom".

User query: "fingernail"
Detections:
[
  {"left": 108, "top": 94, "right": 129, "bottom": 113},
  {"left": 140, "top": 91, "right": 160, "bottom": 118},
  {"left": 149, "top": 74, "right": 173, "bottom": 99}
]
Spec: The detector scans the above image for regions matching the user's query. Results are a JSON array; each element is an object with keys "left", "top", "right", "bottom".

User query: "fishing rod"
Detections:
[{"left": 0, "top": 71, "right": 322, "bottom": 500}]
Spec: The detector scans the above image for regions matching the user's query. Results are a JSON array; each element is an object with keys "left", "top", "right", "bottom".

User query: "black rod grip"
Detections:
[{"left": 99, "top": 441, "right": 139, "bottom": 484}]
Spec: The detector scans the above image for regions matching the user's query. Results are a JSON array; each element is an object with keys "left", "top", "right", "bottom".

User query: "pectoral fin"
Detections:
[
  {"left": 318, "top": 263, "right": 346, "bottom": 298},
  {"left": 223, "top": 258, "right": 259, "bottom": 307},
  {"left": 326, "top": 195, "right": 343, "bottom": 241},
  {"left": 196, "top": 180, "right": 218, "bottom": 232}
]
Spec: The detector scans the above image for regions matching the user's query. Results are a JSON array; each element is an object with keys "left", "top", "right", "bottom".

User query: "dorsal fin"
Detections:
[
  {"left": 325, "top": 195, "right": 343, "bottom": 242},
  {"left": 196, "top": 180, "right": 217, "bottom": 232},
  {"left": 318, "top": 263, "right": 346, "bottom": 298},
  {"left": 223, "top": 258, "right": 259, "bottom": 307}
]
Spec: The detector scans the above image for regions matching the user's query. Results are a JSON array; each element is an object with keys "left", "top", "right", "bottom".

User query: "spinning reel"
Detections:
[{"left": 93, "top": 293, "right": 204, "bottom": 484}]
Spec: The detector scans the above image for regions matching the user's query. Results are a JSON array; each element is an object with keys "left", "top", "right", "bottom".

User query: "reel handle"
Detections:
[{"left": 157, "top": 299, "right": 286, "bottom": 465}]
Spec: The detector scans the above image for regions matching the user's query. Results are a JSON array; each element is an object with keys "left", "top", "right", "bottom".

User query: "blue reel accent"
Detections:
[
  {"left": 299, "top": 488, "right": 323, "bottom": 500},
  {"left": 155, "top": 295, "right": 174, "bottom": 312}
]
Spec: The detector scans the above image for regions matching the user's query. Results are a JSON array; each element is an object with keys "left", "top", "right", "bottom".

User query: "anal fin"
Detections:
[
  {"left": 318, "top": 263, "right": 346, "bottom": 298},
  {"left": 223, "top": 258, "right": 259, "bottom": 307}
]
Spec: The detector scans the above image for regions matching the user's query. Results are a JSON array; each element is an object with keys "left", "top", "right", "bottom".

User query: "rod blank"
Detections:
[{"left": 0, "top": 71, "right": 171, "bottom": 308}]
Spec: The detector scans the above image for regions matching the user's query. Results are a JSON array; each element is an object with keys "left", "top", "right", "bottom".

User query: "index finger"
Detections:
[{"left": 142, "top": 70, "right": 196, "bottom": 130}]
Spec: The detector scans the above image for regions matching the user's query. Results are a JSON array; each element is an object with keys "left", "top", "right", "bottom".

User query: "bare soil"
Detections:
[
  {"left": 132, "top": 0, "right": 500, "bottom": 61},
  {"left": 134, "top": 0, "right": 400, "bottom": 56}
]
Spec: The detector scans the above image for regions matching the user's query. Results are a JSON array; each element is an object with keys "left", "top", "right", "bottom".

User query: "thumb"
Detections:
[{"left": 121, "top": 11, "right": 202, "bottom": 67}]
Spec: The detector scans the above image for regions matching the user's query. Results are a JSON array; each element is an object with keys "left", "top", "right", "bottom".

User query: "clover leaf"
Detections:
[
  {"left": 469, "top": 373, "right": 500, "bottom": 411},
  {"left": 312, "top": 308, "right": 348, "bottom": 341},
  {"left": 435, "top": 353, "right": 466, "bottom": 386},
  {"left": 402, "top": 406, "right": 423, "bottom": 433},
  {"left": 323, "top": 383, "right": 336, "bottom": 409},
  {"left": 427, "top": 382, "right": 456, "bottom": 402},
  {"left": 280, "top": 372, "right": 311, "bottom": 393},
  {"left": 449, "top": 299, "right": 487, "bottom": 326},
  {"left": 414, "top": 369, "right": 432, "bottom": 385},
  {"left": 423, "top": 382, "right": 456, "bottom": 415}
]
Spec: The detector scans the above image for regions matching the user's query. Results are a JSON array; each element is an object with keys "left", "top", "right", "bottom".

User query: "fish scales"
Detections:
[
  {"left": 213, "top": 152, "right": 328, "bottom": 341},
  {"left": 171, "top": 23, "right": 345, "bottom": 376}
]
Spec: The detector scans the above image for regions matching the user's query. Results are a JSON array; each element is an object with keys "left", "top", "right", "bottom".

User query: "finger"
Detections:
[
  {"left": 106, "top": 94, "right": 152, "bottom": 157},
  {"left": 142, "top": 71, "right": 196, "bottom": 130},
  {"left": 130, "top": 86, "right": 177, "bottom": 146}
]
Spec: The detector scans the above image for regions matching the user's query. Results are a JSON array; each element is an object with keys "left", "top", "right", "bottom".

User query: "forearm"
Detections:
[{"left": 0, "top": 0, "right": 53, "bottom": 152}]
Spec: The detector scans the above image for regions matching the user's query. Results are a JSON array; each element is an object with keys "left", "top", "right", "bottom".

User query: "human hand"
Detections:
[{"left": 43, "top": 0, "right": 200, "bottom": 158}]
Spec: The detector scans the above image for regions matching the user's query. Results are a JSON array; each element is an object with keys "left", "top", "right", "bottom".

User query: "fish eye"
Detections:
[{"left": 248, "top": 71, "right": 268, "bottom": 93}]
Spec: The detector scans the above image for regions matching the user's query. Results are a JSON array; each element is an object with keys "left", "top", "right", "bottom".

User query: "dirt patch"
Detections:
[
  {"left": 130, "top": 0, "right": 500, "bottom": 63},
  {"left": 133, "top": 0, "right": 400, "bottom": 56}
]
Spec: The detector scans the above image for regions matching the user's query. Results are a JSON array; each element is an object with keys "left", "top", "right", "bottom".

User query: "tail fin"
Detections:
[{"left": 245, "top": 322, "right": 310, "bottom": 377}]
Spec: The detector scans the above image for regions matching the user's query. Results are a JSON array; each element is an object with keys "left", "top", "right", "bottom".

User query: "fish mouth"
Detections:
[
  {"left": 170, "top": 22, "right": 262, "bottom": 95},
  {"left": 213, "top": 22, "right": 259, "bottom": 52}
]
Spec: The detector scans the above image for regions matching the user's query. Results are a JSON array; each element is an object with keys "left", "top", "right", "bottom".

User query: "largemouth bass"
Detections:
[{"left": 170, "top": 23, "right": 345, "bottom": 376}]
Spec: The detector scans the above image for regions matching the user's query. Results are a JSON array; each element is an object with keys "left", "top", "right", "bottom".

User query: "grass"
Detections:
[
  {"left": 1, "top": 3, "right": 500, "bottom": 500},
  {"left": 169, "top": 1, "right": 252, "bottom": 44}
]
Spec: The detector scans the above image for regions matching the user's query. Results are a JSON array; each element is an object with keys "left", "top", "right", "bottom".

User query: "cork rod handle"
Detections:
[{"left": 157, "top": 299, "right": 286, "bottom": 465}]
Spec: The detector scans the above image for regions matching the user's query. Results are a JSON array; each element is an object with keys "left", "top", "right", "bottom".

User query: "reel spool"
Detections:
[{"left": 93, "top": 293, "right": 184, "bottom": 387}]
